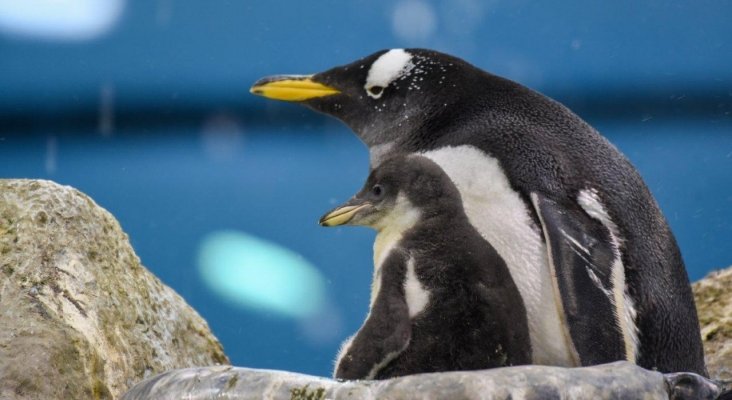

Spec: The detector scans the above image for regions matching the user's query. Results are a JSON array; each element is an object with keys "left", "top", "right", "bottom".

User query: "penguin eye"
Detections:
[
  {"left": 371, "top": 184, "right": 383, "bottom": 197},
  {"left": 367, "top": 86, "right": 384, "bottom": 97}
]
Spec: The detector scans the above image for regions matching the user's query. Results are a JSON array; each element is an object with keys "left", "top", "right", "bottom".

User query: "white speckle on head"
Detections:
[
  {"left": 365, "top": 49, "right": 414, "bottom": 99},
  {"left": 578, "top": 188, "right": 639, "bottom": 363},
  {"left": 404, "top": 257, "right": 429, "bottom": 318}
]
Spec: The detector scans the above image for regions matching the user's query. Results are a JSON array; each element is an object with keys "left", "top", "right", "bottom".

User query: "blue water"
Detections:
[{"left": 1, "top": 118, "right": 730, "bottom": 376}]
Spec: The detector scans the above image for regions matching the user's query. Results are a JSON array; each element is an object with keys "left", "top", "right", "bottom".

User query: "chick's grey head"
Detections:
[
  {"left": 251, "top": 49, "right": 483, "bottom": 148},
  {"left": 319, "top": 155, "right": 462, "bottom": 229}
]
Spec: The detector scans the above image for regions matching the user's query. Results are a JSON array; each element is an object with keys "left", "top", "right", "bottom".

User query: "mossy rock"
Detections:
[
  {"left": 693, "top": 266, "right": 732, "bottom": 381},
  {"left": 0, "top": 180, "right": 229, "bottom": 399}
]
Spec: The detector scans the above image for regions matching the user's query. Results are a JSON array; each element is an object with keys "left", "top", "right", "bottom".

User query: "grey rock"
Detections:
[
  {"left": 0, "top": 179, "right": 229, "bottom": 399},
  {"left": 693, "top": 266, "right": 732, "bottom": 381},
  {"left": 121, "top": 361, "right": 722, "bottom": 400},
  {"left": 665, "top": 372, "right": 725, "bottom": 400}
]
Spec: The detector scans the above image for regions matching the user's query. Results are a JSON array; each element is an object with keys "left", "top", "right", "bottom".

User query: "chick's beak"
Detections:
[
  {"left": 250, "top": 75, "right": 340, "bottom": 102},
  {"left": 319, "top": 201, "right": 372, "bottom": 227}
]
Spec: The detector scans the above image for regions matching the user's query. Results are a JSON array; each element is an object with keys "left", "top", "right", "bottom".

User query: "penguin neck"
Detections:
[
  {"left": 372, "top": 195, "right": 422, "bottom": 270},
  {"left": 359, "top": 107, "right": 473, "bottom": 164},
  {"left": 358, "top": 122, "right": 424, "bottom": 154},
  {"left": 363, "top": 125, "right": 443, "bottom": 167},
  {"left": 351, "top": 104, "right": 447, "bottom": 155}
]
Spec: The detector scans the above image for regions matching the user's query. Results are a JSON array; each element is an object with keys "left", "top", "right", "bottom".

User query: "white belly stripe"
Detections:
[
  {"left": 404, "top": 257, "right": 430, "bottom": 318},
  {"left": 421, "top": 145, "right": 576, "bottom": 366}
]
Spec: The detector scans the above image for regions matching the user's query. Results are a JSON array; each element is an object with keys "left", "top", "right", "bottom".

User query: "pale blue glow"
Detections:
[
  {"left": 198, "top": 230, "right": 326, "bottom": 318},
  {"left": 0, "top": 0, "right": 124, "bottom": 40}
]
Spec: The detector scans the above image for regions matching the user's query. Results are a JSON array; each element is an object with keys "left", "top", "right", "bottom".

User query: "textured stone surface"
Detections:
[
  {"left": 119, "top": 269, "right": 732, "bottom": 400},
  {"left": 694, "top": 266, "right": 732, "bottom": 381},
  {"left": 121, "top": 362, "right": 724, "bottom": 400},
  {"left": 0, "top": 179, "right": 229, "bottom": 399}
]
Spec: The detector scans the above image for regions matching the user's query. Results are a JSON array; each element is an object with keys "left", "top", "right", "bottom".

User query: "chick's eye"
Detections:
[
  {"left": 368, "top": 86, "right": 384, "bottom": 96},
  {"left": 371, "top": 184, "right": 383, "bottom": 197}
]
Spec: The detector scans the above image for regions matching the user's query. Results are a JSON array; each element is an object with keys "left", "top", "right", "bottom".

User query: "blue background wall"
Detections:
[{"left": 1, "top": 0, "right": 730, "bottom": 377}]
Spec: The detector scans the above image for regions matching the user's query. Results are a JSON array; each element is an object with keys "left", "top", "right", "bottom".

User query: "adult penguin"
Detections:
[{"left": 251, "top": 48, "right": 707, "bottom": 375}]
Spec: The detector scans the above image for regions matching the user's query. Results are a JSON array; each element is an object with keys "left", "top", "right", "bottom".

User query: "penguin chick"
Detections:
[{"left": 320, "top": 155, "right": 531, "bottom": 380}]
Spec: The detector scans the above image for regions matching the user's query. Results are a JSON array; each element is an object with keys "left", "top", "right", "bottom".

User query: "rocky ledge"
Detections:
[
  {"left": 119, "top": 268, "right": 732, "bottom": 399},
  {"left": 694, "top": 267, "right": 732, "bottom": 382},
  {"left": 0, "top": 180, "right": 228, "bottom": 399},
  {"left": 120, "top": 361, "right": 723, "bottom": 400}
]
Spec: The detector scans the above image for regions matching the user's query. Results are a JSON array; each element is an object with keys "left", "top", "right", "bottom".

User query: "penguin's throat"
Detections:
[
  {"left": 357, "top": 112, "right": 427, "bottom": 155},
  {"left": 370, "top": 196, "right": 421, "bottom": 308},
  {"left": 371, "top": 196, "right": 421, "bottom": 242}
]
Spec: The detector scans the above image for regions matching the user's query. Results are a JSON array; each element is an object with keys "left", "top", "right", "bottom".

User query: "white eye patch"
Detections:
[{"left": 364, "top": 49, "right": 414, "bottom": 99}]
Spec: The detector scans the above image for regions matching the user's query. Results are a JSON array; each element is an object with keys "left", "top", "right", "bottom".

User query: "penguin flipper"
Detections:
[
  {"left": 334, "top": 251, "right": 412, "bottom": 380},
  {"left": 530, "top": 192, "right": 628, "bottom": 366}
]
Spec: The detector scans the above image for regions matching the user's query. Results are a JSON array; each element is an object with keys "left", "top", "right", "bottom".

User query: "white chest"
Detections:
[
  {"left": 370, "top": 229, "right": 400, "bottom": 309},
  {"left": 370, "top": 193, "right": 422, "bottom": 309},
  {"left": 420, "top": 145, "right": 577, "bottom": 366}
]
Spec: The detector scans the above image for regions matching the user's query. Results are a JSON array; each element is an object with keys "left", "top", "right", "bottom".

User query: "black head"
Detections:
[
  {"left": 251, "top": 49, "right": 488, "bottom": 148},
  {"left": 319, "top": 154, "right": 462, "bottom": 229}
]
